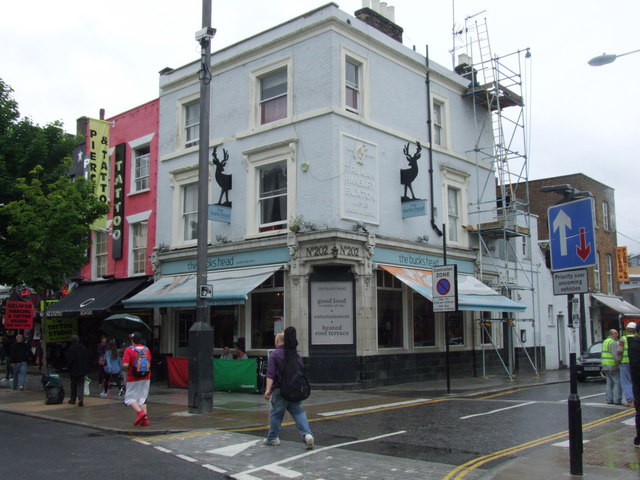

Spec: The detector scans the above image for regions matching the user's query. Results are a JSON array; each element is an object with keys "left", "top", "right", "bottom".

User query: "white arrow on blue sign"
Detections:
[{"left": 547, "top": 197, "right": 597, "bottom": 271}]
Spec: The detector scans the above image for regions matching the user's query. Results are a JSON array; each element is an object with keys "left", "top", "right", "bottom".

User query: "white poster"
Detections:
[{"left": 310, "top": 282, "right": 353, "bottom": 345}]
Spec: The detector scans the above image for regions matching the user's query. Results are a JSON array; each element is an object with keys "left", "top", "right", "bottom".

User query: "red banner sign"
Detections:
[{"left": 5, "top": 301, "right": 34, "bottom": 329}]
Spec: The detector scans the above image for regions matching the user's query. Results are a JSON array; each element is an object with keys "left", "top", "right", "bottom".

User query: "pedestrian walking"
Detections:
[
  {"left": 620, "top": 322, "right": 637, "bottom": 407},
  {"left": 66, "top": 335, "right": 90, "bottom": 406},
  {"left": 602, "top": 329, "right": 622, "bottom": 405},
  {"left": 100, "top": 339, "right": 123, "bottom": 397},
  {"left": 9, "top": 334, "right": 29, "bottom": 390},
  {"left": 263, "top": 327, "right": 314, "bottom": 450},
  {"left": 121, "top": 332, "right": 151, "bottom": 426},
  {"left": 626, "top": 323, "right": 640, "bottom": 446}
]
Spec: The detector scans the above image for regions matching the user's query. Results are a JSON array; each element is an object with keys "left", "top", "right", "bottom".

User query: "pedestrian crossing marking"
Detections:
[
  {"left": 203, "top": 464, "right": 227, "bottom": 474},
  {"left": 264, "top": 465, "right": 303, "bottom": 478},
  {"left": 207, "top": 439, "right": 261, "bottom": 457},
  {"left": 318, "top": 399, "right": 431, "bottom": 416}
]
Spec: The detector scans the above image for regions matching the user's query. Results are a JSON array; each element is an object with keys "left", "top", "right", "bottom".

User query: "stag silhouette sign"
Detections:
[
  {"left": 400, "top": 141, "right": 422, "bottom": 203},
  {"left": 212, "top": 146, "right": 232, "bottom": 206}
]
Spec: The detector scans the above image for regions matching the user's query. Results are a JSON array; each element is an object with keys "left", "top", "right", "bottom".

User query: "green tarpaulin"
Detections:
[{"left": 214, "top": 358, "right": 257, "bottom": 392}]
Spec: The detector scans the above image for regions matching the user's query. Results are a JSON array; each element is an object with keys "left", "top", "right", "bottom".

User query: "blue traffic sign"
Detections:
[{"left": 548, "top": 197, "right": 597, "bottom": 271}]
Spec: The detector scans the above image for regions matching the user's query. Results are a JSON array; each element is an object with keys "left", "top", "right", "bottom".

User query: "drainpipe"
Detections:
[{"left": 426, "top": 45, "right": 443, "bottom": 237}]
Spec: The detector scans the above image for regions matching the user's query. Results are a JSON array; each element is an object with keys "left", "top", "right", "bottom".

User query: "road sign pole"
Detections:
[{"left": 567, "top": 293, "right": 583, "bottom": 476}]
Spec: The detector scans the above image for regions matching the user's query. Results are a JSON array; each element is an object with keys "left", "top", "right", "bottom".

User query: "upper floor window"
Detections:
[
  {"left": 185, "top": 102, "right": 200, "bottom": 148},
  {"left": 131, "top": 222, "right": 148, "bottom": 275},
  {"left": 345, "top": 59, "right": 360, "bottom": 112},
  {"left": 606, "top": 253, "right": 613, "bottom": 293},
  {"left": 258, "top": 162, "right": 287, "bottom": 232},
  {"left": 602, "top": 201, "right": 609, "bottom": 231},
  {"left": 134, "top": 146, "right": 150, "bottom": 192},
  {"left": 260, "top": 68, "right": 287, "bottom": 124},
  {"left": 433, "top": 99, "right": 446, "bottom": 147},
  {"left": 594, "top": 251, "right": 601, "bottom": 291},
  {"left": 94, "top": 231, "right": 108, "bottom": 278},
  {"left": 442, "top": 167, "right": 468, "bottom": 247},
  {"left": 183, "top": 183, "right": 198, "bottom": 241}
]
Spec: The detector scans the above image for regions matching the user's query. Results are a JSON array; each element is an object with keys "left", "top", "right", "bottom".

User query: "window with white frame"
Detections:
[
  {"left": 442, "top": 167, "right": 468, "bottom": 247},
  {"left": 432, "top": 98, "right": 446, "bottom": 147},
  {"left": 184, "top": 101, "right": 200, "bottom": 148},
  {"left": 602, "top": 201, "right": 609, "bottom": 231},
  {"left": 245, "top": 141, "right": 297, "bottom": 236},
  {"left": 606, "top": 253, "right": 613, "bottom": 293},
  {"left": 182, "top": 183, "right": 198, "bottom": 241},
  {"left": 259, "top": 68, "right": 287, "bottom": 125},
  {"left": 131, "top": 222, "right": 147, "bottom": 275},
  {"left": 594, "top": 251, "right": 601, "bottom": 291},
  {"left": 94, "top": 231, "right": 108, "bottom": 278},
  {"left": 345, "top": 59, "right": 361, "bottom": 112},
  {"left": 133, "top": 146, "right": 150, "bottom": 192}
]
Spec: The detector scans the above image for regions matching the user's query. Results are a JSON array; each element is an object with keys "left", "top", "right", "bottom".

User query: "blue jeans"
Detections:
[
  {"left": 603, "top": 368, "right": 621, "bottom": 404},
  {"left": 267, "top": 389, "right": 312, "bottom": 441},
  {"left": 12, "top": 362, "right": 27, "bottom": 390},
  {"left": 620, "top": 364, "right": 633, "bottom": 403}
]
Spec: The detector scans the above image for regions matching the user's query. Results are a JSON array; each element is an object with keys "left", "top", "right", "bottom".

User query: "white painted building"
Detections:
[{"left": 126, "top": 3, "right": 556, "bottom": 386}]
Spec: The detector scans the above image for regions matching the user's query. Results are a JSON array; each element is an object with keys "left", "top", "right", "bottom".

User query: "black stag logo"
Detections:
[
  {"left": 400, "top": 141, "right": 422, "bottom": 202},
  {"left": 212, "top": 146, "right": 232, "bottom": 206}
]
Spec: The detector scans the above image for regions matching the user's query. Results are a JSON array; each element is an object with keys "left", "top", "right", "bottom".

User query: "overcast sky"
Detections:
[{"left": 2, "top": 0, "right": 638, "bottom": 254}]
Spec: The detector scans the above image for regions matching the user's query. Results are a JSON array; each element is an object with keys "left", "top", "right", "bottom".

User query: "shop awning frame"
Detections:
[
  {"left": 379, "top": 264, "right": 526, "bottom": 313},
  {"left": 123, "top": 264, "right": 285, "bottom": 308},
  {"left": 591, "top": 293, "right": 640, "bottom": 316},
  {"left": 45, "top": 277, "right": 149, "bottom": 317}
]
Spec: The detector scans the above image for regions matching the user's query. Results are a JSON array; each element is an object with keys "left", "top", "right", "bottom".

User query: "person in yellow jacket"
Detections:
[
  {"left": 602, "top": 329, "right": 622, "bottom": 405},
  {"left": 620, "top": 322, "right": 637, "bottom": 407}
]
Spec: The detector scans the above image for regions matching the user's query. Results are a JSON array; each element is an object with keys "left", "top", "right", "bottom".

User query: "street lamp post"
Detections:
[
  {"left": 588, "top": 49, "right": 640, "bottom": 66},
  {"left": 188, "top": 0, "right": 215, "bottom": 414}
]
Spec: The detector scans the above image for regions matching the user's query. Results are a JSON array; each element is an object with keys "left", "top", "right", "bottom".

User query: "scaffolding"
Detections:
[{"left": 454, "top": 15, "right": 537, "bottom": 377}]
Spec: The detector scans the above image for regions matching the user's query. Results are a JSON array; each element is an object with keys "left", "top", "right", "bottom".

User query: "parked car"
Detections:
[{"left": 576, "top": 341, "right": 603, "bottom": 382}]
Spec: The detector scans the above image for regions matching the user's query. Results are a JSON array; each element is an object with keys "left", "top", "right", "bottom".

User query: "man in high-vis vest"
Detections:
[
  {"left": 627, "top": 323, "right": 640, "bottom": 447},
  {"left": 620, "top": 322, "right": 637, "bottom": 407},
  {"left": 601, "top": 329, "right": 622, "bottom": 405}
]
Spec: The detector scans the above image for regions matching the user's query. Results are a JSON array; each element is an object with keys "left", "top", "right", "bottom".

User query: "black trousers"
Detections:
[
  {"left": 69, "top": 375, "right": 84, "bottom": 403},
  {"left": 633, "top": 379, "right": 640, "bottom": 443}
]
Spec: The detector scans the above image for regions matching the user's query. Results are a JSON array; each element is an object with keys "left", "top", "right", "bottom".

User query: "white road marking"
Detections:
[
  {"left": 581, "top": 393, "right": 604, "bottom": 400},
  {"left": 207, "top": 439, "right": 261, "bottom": 457},
  {"left": 460, "top": 401, "right": 535, "bottom": 419},
  {"left": 623, "top": 418, "right": 635, "bottom": 426},
  {"left": 134, "top": 439, "right": 152, "bottom": 445},
  {"left": 154, "top": 446, "right": 173, "bottom": 453},
  {"left": 203, "top": 464, "right": 227, "bottom": 473},
  {"left": 318, "top": 399, "right": 431, "bottom": 416},
  {"left": 264, "top": 465, "right": 303, "bottom": 478},
  {"left": 552, "top": 439, "right": 590, "bottom": 447},
  {"left": 230, "top": 431, "right": 407, "bottom": 479},
  {"left": 176, "top": 454, "right": 198, "bottom": 462}
]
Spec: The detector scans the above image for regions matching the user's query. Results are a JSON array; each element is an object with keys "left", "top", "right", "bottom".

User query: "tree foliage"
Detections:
[{"left": 0, "top": 78, "right": 108, "bottom": 292}]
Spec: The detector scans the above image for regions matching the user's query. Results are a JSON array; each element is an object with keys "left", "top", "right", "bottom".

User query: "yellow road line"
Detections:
[{"left": 442, "top": 409, "right": 634, "bottom": 480}]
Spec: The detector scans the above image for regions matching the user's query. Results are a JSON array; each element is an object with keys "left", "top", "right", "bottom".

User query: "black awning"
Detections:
[{"left": 45, "top": 277, "right": 149, "bottom": 317}]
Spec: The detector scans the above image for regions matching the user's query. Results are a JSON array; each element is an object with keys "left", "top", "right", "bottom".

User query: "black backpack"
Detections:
[{"left": 280, "top": 348, "right": 311, "bottom": 402}]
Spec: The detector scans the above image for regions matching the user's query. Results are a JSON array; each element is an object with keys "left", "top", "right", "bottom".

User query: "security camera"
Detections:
[{"left": 195, "top": 27, "right": 216, "bottom": 42}]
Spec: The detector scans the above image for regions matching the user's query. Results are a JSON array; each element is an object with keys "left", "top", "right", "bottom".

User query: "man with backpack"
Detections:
[
  {"left": 263, "top": 327, "right": 314, "bottom": 450},
  {"left": 121, "top": 331, "right": 151, "bottom": 426}
]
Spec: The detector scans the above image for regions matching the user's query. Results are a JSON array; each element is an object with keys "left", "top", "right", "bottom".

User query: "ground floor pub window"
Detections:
[
  {"left": 250, "top": 270, "right": 284, "bottom": 349},
  {"left": 447, "top": 311, "right": 465, "bottom": 345},
  {"left": 377, "top": 269, "right": 403, "bottom": 348},
  {"left": 479, "top": 311, "right": 493, "bottom": 345},
  {"left": 177, "top": 310, "right": 195, "bottom": 348},
  {"left": 413, "top": 292, "right": 435, "bottom": 347},
  {"left": 213, "top": 306, "right": 239, "bottom": 349}
]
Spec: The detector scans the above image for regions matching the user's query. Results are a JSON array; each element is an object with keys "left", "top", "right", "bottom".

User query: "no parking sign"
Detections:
[{"left": 432, "top": 265, "right": 458, "bottom": 312}]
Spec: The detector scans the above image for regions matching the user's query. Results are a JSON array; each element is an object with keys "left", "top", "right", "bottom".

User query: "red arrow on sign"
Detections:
[{"left": 576, "top": 227, "right": 591, "bottom": 261}]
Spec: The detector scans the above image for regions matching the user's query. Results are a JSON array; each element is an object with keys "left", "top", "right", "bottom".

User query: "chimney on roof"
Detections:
[{"left": 355, "top": 0, "right": 403, "bottom": 43}]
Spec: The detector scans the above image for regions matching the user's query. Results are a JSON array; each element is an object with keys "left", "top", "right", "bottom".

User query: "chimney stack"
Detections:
[{"left": 355, "top": 1, "right": 402, "bottom": 43}]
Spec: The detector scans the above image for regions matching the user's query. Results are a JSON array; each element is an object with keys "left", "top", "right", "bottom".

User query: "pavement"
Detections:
[{"left": 0, "top": 365, "right": 639, "bottom": 479}]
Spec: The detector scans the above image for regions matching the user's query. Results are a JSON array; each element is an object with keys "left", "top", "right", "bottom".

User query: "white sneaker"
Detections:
[
  {"left": 304, "top": 434, "right": 314, "bottom": 450},
  {"left": 99, "top": 392, "right": 107, "bottom": 398},
  {"left": 262, "top": 438, "right": 280, "bottom": 446}
]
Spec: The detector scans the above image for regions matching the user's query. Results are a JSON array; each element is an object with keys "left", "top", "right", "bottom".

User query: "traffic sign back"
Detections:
[{"left": 547, "top": 197, "right": 596, "bottom": 271}]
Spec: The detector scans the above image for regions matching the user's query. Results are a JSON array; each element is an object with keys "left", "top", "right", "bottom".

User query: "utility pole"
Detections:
[{"left": 188, "top": 0, "right": 215, "bottom": 414}]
